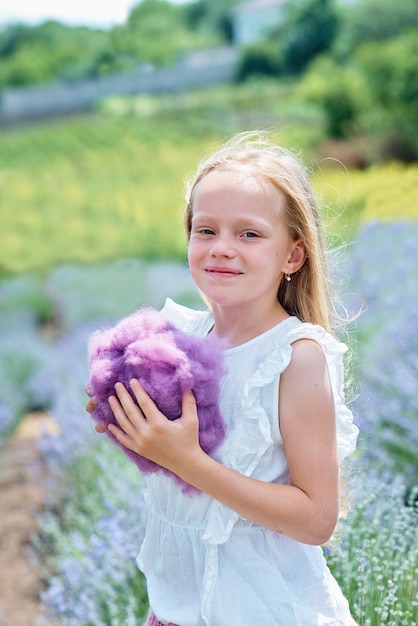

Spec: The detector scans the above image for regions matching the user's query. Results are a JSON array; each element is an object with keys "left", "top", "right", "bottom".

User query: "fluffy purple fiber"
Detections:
[{"left": 88, "top": 307, "right": 226, "bottom": 492}]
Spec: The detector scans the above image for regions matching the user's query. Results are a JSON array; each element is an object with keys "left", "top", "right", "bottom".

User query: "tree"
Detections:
[
  {"left": 111, "top": 0, "right": 209, "bottom": 66},
  {"left": 0, "top": 21, "right": 110, "bottom": 88},
  {"left": 184, "top": 0, "right": 241, "bottom": 44},
  {"left": 333, "top": 0, "right": 418, "bottom": 60},
  {"left": 0, "top": 0, "right": 225, "bottom": 89},
  {"left": 297, "top": 56, "right": 372, "bottom": 138},
  {"left": 355, "top": 30, "right": 418, "bottom": 160},
  {"left": 280, "top": 0, "right": 339, "bottom": 75}
]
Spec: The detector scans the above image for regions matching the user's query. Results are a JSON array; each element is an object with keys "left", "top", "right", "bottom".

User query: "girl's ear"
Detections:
[{"left": 284, "top": 239, "right": 306, "bottom": 274}]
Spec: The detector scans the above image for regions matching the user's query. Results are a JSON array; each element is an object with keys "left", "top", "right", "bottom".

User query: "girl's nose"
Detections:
[{"left": 209, "top": 234, "right": 236, "bottom": 257}]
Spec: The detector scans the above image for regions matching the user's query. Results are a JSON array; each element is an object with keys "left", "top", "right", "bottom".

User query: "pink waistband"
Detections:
[{"left": 145, "top": 610, "right": 180, "bottom": 626}]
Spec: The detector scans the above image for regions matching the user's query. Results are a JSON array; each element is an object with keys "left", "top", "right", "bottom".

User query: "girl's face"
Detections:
[{"left": 188, "top": 168, "right": 302, "bottom": 314}]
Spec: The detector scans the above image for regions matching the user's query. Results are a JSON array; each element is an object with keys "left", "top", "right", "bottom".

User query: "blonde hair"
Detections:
[{"left": 184, "top": 131, "right": 337, "bottom": 334}]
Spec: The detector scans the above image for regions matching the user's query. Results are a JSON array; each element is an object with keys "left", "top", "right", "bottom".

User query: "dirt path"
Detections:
[{"left": 0, "top": 413, "right": 61, "bottom": 626}]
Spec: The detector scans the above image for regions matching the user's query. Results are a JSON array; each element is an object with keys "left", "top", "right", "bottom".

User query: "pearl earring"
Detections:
[{"left": 285, "top": 273, "right": 291, "bottom": 282}]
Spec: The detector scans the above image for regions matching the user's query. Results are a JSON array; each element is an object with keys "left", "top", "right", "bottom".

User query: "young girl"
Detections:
[{"left": 88, "top": 131, "right": 359, "bottom": 625}]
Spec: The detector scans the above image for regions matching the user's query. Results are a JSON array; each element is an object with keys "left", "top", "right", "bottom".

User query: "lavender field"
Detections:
[{"left": 0, "top": 222, "right": 417, "bottom": 625}]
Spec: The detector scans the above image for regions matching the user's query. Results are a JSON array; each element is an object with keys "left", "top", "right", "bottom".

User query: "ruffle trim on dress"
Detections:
[
  {"left": 203, "top": 318, "right": 298, "bottom": 546},
  {"left": 229, "top": 319, "right": 297, "bottom": 473},
  {"left": 161, "top": 298, "right": 213, "bottom": 335},
  {"left": 286, "top": 322, "right": 359, "bottom": 463}
]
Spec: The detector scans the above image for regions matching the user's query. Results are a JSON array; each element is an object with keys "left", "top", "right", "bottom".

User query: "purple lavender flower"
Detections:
[
  {"left": 345, "top": 221, "right": 418, "bottom": 482},
  {"left": 88, "top": 307, "right": 226, "bottom": 491}
]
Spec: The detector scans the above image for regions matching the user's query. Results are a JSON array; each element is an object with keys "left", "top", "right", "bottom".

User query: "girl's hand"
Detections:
[
  {"left": 107, "top": 379, "right": 202, "bottom": 475},
  {"left": 85, "top": 383, "right": 107, "bottom": 433}
]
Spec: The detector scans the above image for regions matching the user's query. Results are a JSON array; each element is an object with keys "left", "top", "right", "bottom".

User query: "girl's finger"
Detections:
[
  {"left": 108, "top": 393, "right": 139, "bottom": 439},
  {"left": 86, "top": 397, "right": 96, "bottom": 414},
  {"left": 129, "top": 378, "right": 159, "bottom": 420},
  {"left": 181, "top": 389, "right": 197, "bottom": 414},
  {"left": 95, "top": 420, "right": 107, "bottom": 433},
  {"left": 108, "top": 421, "right": 134, "bottom": 449},
  {"left": 114, "top": 381, "right": 146, "bottom": 421}
]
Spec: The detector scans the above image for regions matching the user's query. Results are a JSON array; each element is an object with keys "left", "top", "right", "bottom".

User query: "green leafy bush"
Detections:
[
  {"left": 355, "top": 30, "right": 418, "bottom": 160},
  {"left": 280, "top": 0, "right": 339, "bottom": 75},
  {"left": 0, "top": 274, "right": 54, "bottom": 323},
  {"left": 297, "top": 56, "right": 372, "bottom": 138},
  {"left": 237, "top": 42, "right": 283, "bottom": 81}
]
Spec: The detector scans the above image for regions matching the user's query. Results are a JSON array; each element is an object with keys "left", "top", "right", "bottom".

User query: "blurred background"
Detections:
[{"left": 0, "top": 1, "right": 417, "bottom": 625}]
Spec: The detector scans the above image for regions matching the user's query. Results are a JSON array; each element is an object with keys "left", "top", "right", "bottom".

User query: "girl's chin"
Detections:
[{"left": 202, "top": 293, "right": 249, "bottom": 309}]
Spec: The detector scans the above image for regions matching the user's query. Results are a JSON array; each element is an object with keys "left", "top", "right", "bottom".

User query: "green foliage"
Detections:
[
  {"left": 237, "top": 41, "right": 283, "bottom": 81},
  {"left": 0, "top": 0, "right": 236, "bottom": 90},
  {"left": 111, "top": 0, "right": 212, "bottom": 67},
  {"left": 0, "top": 274, "right": 54, "bottom": 323},
  {"left": 333, "top": 0, "right": 418, "bottom": 60},
  {"left": 0, "top": 21, "right": 110, "bottom": 88},
  {"left": 354, "top": 30, "right": 418, "bottom": 160},
  {"left": 280, "top": 0, "right": 339, "bottom": 75},
  {"left": 298, "top": 24, "right": 418, "bottom": 158},
  {"left": 297, "top": 56, "right": 372, "bottom": 138},
  {"left": 184, "top": 0, "right": 241, "bottom": 43},
  {"left": 0, "top": 0, "right": 417, "bottom": 168}
]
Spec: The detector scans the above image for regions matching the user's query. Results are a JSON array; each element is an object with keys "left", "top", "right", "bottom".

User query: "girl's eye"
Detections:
[
  {"left": 192, "top": 227, "right": 215, "bottom": 236},
  {"left": 242, "top": 231, "right": 259, "bottom": 238}
]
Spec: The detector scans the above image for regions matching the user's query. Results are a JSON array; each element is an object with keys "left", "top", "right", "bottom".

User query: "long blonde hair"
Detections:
[{"left": 184, "top": 131, "right": 337, "bottom": 334}]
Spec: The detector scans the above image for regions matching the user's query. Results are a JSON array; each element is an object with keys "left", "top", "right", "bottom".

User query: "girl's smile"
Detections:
[{"left": 204, "top": 265, "right": 244, "bottom": 279}]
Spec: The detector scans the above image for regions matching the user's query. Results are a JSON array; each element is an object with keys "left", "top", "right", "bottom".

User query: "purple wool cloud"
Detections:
[{"left": 87, "top": 307, "right": 226, "bottom": 493}]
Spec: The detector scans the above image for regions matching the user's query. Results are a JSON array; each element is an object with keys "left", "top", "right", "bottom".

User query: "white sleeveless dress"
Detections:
[{"left": 137, "top": 299, "right": 359, "bottom": 626}]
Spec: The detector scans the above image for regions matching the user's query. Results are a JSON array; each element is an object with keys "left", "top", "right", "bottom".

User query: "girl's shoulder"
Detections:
[
  {"left": 160, "top": 298, "right": 213, "bottom": 336},
  {"left": 285, "top": 319, "right": 348, "bottom": 359},
  {"left": 292, "top": 322, "right": 359, "bottom": 461}
]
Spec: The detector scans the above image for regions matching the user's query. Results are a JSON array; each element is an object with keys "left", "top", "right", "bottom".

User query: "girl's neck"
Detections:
[{"left": 209, "top": 301, "right": 289, "bottom": 348}]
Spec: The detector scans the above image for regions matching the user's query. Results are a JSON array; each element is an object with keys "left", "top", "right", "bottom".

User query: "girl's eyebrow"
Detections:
[{"left": 192, "top": 214, "right": 274, "bottom": 230}]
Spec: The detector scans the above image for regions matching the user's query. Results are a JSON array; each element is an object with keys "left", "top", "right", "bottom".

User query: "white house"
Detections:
[{"left": 232, "top": 0, "right": 287, "bottom": 46}]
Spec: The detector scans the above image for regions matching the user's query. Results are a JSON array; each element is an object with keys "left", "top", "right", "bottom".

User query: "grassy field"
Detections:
[
  {"left": 1, "top": 115, "right": 211, "bottom": 272},
  {"left": 0, "top": 79, "right": 361, "bottom": 275},
  {"left": 2, "top": 81, "right": 418, "bottom": 275},
  {"left": 312, "top": 161, "right": 418, "bottom": 245}
]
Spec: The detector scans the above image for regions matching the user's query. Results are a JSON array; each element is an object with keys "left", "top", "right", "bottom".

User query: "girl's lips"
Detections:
[
  {"left": 204, "top": 267, "right": 243, "bottom": 277},
  {"left": 205, "top": 266, "right": 242, "bottom": 273}
]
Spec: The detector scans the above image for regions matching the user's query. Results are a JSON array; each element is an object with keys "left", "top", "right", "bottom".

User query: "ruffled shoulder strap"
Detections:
[
  {"left": 160, "top": 298, "right": 213, "bottom": 336},
  {"left": 285, "top": 322, "right": 359, "bottom": 462}
]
